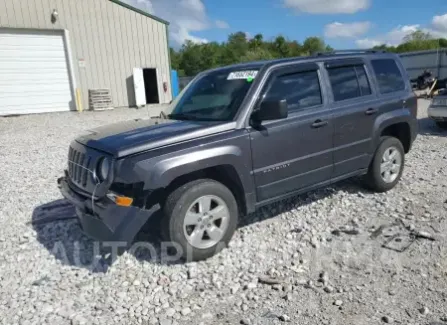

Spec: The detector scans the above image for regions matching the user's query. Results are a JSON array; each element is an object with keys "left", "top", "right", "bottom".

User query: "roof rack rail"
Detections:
[{"left": 315, "top": 49, "right": 387, "bottom": 56}]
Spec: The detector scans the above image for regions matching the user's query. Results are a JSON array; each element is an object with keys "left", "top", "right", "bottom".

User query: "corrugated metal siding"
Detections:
[
  {"left": 400, "top": 49, "right": 447, "bottom": 80},
  {"left": 0, "top": 0, "right": 172, "bottom": 109}
]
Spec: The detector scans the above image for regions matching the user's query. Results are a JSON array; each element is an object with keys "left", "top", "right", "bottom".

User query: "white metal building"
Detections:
[{"left": 0, "top": 0, "right": 172, "bottom": 116}]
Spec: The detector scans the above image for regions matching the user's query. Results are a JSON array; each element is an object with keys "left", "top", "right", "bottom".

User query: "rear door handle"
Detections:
[
  {"left": 365, "top": 108, "right": 378, "bottom": 115},
  {"left": 311, "top": 119, "right": 328, "bottom": 128}
]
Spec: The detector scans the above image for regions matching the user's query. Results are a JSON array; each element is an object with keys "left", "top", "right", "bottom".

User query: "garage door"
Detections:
[{"left": 0, "top": 29, "right": 73, "bottom": 116}]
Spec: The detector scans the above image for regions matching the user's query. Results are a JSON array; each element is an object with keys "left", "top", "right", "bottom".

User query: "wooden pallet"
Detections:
[{"left": 89, "top": 89, "right": 113, "bottom": 111}]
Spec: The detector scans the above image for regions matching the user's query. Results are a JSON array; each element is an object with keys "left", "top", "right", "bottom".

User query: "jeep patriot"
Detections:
[{"left": 58, "top": 50, "right": 418, "bottom": 261}]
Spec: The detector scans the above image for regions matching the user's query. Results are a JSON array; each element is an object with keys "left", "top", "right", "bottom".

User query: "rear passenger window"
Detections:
[
  {"left": 264, "top": 70, "right": 322, "bottom": 111},
  {"left": 328, "top": 65, "right": 372, "bottom": 101},
  {"left": 371, "top": 59, "right": 405, "bottom": 94}
]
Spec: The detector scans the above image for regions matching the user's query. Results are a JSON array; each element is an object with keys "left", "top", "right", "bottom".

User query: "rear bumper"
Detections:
[{"left": 58, "top": 176, "right": 159, "bottom": 242}]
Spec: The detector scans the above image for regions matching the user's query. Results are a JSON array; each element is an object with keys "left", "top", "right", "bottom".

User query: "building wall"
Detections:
[{"left": 0, "top": 0, "right": 172, "bottom": 109}]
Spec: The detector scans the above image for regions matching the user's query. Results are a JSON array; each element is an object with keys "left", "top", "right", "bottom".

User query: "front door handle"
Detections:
[
  {"left": 365, "top": 108, "right": 378, "bottom": 115},
  {"left": 311, "top": 119, "right": 328, "bottom": 128}
]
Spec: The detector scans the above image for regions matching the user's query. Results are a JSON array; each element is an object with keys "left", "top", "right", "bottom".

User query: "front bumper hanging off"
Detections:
[
  {"left": 57, "top": 175, "right": 159, "bottom": 243},
  {"left": 428, "top": 104, "right": 447, "bottom": 122}
]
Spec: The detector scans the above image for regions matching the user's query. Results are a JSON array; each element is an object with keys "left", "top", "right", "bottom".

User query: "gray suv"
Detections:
[{"left": 58, "top": 50, "right": 418, "bottom": 261}]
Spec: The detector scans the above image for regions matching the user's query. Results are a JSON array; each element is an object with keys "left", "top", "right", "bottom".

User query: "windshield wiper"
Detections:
[
  {"left": 168, "top": 113, "right": 217, "bottom": 121},
  {"left": 167, "top": 113, "right": 197, "bottom": 121}
]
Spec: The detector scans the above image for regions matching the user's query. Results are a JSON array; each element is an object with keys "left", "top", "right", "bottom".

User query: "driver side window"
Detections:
[{"left": 263, "top": 70, "right": 322, "bottom": 111}]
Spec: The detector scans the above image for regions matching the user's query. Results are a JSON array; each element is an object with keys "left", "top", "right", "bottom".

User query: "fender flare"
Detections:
[
  {"left": 371, "top": 108, "right": 412, "bottom": 153},
  {"left": 135, "top": 145, "right": 252, "bottom": 193}
]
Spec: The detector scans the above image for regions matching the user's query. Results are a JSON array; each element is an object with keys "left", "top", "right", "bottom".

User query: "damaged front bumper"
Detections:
[{"left": 57, "top": 175, "right": 159, "bottom": 243}]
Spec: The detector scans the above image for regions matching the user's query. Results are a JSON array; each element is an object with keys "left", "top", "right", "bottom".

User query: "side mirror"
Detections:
[{"left": 252, "top": 99, "right": 288, "bottom": 122}]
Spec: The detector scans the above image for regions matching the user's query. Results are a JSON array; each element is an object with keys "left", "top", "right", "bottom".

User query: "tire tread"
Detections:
[
  {"left": 364, "top": 136, "right": 405, "bottom": 193},
  {"left": 161, "top": 179, "right": 238, "bottom": 261}
]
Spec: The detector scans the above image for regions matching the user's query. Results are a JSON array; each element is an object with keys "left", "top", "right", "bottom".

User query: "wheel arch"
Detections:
[
  {"left": 373, "top": 110, "right": 414, "bottom": 154},
  {"left": 380, "top": 122, "right": 412, "bottom": 153},
  {"left": 145, "top": 162, "right": 250, "bottom": 216},
  {"left": 164, "top": 165, "right": 248, "bottom": 215}
]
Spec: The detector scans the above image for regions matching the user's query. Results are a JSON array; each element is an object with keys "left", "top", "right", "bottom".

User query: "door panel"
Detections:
[
  {"left": 332, "top": 98, "right": 380, "bottom": 177},
  {"left": 324, "top": 61, "right": 379, "bottom": 178},
  {"left": 248, "top": 66, "right": 334, "bottom": 202},
  {"left": 133, "top": 67, "right": 146, "bottom": 107},
  {"left": 250, "top": 110, "right": 333, "bottom": 201}
]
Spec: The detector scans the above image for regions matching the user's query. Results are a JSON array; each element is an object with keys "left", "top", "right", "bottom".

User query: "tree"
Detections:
[
  {"left": 249, "top": 33, "right": 264, "bottom": 50},
  {"left": 170, "top": 48, "right": 181, "bottom": 71},
  {"left": 227, "top": 32, "right": 249, "bottom": 56},
  {"left": 178, "top": 41, "right": 204, "bottom": 76},
  {"left": 302, "top": 37, "right": 328, "bottom": 55},
  {"left": 240, "top": 48, "right": 274, "bottom": 62},
  {"left": 272, "top": 35, "right": 290, "bottom": 58},
  {"left": 288, "top": 40, "right": 303, "bottom": 57},
  {"left": 170, "top": 30, "right": 447, "bottom": 77},
  {"left": 199, "top": 42, "right": 222, "bottom": 71},
  {"left": 372, "top": 32, "right": 447, "bottom": 54},
  {"left": 172, "top": 33, "right": 333, "bottom": 75},
  {"left": 403, "top": 30, "right": 432, "bottom": 43},
  {"left": 373, "top": 44, "right": 395, "bottom": 52}
]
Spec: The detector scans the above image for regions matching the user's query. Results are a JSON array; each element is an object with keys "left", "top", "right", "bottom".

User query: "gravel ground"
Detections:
[{"left": 0, "top": 101, "right": 446, "bottom": 325}]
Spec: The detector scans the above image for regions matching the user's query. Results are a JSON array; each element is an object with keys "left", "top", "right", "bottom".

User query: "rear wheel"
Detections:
[
  {"left": 162, "top": 179, "right": 238, "bottom": 261},
  {"left": 364, "top": 136, "right": 405, "bottom": 192},
  {"left": 435, "top": 121, "right": 447, "bottom": 129}
]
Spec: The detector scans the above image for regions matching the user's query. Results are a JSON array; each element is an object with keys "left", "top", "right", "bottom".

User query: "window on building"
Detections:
[
  {"left": 328, "top": 65, "right": 372, "bottom": 102},
  {"left": 263, "top": 70, "right": 322, "bottom": 111},
  {"left": 371, "top": 59, "right": 405, "bottom": 94}
]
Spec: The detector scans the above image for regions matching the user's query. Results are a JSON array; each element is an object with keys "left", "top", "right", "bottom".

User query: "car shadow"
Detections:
[{"left": 31, "top": 178, "right": 371, "bottom": 273}]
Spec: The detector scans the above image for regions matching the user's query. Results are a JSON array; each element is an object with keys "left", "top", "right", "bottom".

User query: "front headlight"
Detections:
[{"left": 97, "top": 157, "right": 110, "bottom": 181}]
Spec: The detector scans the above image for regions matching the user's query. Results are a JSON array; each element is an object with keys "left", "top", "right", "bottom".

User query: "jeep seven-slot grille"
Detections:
[{"left": 68, "top": 147, "right": 92, "bottom": 187}]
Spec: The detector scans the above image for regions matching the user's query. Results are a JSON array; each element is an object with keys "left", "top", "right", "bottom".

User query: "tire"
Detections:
[
  {"left": 364, "top": 136, "right": 405, "bottom": 193},
  {"left": 161, "top": 179, "right": 238, "bottom": 262},
  {"left": 435, "top": 121, "right": 447, "bottom": 129}
]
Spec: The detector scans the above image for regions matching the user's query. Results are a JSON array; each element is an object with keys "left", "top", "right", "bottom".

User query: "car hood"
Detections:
[{"left": 76, "top": 118, "right": 236, "bottom": 158}]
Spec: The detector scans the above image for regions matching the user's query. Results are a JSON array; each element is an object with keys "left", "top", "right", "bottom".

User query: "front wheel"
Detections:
[
  {"left": 162, "top": 179, "right": 238, "bottom": 262},
  {"left": 364, "top": 136, "right": 405, "bottom": 193}
]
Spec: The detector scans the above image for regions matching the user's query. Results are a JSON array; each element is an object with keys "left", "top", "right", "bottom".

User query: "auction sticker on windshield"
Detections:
[{"left": 227, "top": 70, "right": 258, "bottom": 80}]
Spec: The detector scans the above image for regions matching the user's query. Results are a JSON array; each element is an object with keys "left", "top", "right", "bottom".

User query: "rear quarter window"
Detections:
[{"left": 371, "top": 59, "right": 406, "bottom": 94}]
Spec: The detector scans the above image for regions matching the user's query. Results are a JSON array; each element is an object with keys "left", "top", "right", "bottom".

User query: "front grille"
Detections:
[{"left": 68, "top": 146, "right": 92, "bottom": 187}]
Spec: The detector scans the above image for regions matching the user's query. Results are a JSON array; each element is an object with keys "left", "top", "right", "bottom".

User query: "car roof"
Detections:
[{"left": 207, "top": 50, "right": 398, "bottom": 74}]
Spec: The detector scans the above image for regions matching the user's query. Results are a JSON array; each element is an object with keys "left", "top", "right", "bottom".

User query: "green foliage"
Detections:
[
  {"left": 302, "top": 37, "right": 327, "bottom": 55},
  {"left": 403, "top": 30, "right": 432, "bottom": 43},
  {"left": 240, "top": 48, "right": 275, "bottom": 62},
  {"left": 171, "top": 32, "right": 331, "bottom": 76},
  {"left": 171, "top": 29, "right": 447, "bottom": 77},
  {"left": 373, "top": 30, "right": 447, "bottom": 54}
]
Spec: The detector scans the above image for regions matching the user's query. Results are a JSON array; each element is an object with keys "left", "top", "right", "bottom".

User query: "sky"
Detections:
[{"left": 123, "top": 0, "right": 447, "bottom": 49}]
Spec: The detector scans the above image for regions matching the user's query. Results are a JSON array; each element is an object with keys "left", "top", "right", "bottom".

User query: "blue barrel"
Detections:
[{"left": 171, "top": 70, "right": 180, "bottom": 99}]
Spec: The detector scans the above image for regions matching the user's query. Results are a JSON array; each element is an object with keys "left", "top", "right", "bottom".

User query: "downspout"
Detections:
[
  {"left": 437, "top": 41, "right": 441, "bottom": 79},
  {"left": 166, "top": 24, "right": 172, "bottom": 102}
]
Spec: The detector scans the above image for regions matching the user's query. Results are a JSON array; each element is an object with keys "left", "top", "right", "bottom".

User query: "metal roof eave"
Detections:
[{"left": 109, "top": 0, "right": 170, "bottom": 25}]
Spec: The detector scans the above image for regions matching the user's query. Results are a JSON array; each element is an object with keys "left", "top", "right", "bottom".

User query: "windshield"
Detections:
[{"left": 168, "top": 69, "right": 258, "bottom": 121}]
